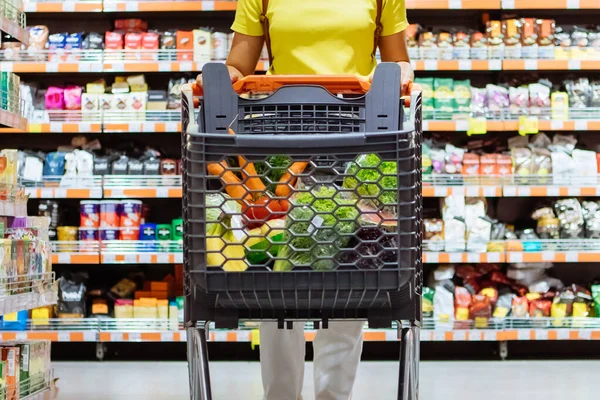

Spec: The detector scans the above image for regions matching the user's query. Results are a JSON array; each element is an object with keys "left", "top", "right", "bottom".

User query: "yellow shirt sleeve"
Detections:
[
  {"left": 231, "top": 0, "right": 264, "bottom": 37},
  {"left": 381, "top": 0, "right": 409, "bottom": 36}
]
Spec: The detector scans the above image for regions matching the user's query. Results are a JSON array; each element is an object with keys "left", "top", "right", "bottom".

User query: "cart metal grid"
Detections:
[{"left": 182, "top": 63, "right": 422, "bottom": 400}]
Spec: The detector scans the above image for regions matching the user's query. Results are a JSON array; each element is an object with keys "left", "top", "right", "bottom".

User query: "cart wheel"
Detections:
[
  {"left": 187, "top": 325, "right": 213, "bottom": 400},
  {"left": 398, "top": 324, "right": 419, "bottom": 400}
]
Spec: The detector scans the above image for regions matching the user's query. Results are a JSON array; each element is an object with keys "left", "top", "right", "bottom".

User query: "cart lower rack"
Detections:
[{"left": 182, "top": 63, "right": 423, "bottom": 400}]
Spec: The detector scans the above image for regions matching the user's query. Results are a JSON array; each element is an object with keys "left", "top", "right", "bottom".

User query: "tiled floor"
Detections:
[{"left": 54, "top": 360, "right": 596, "bottom": 400}]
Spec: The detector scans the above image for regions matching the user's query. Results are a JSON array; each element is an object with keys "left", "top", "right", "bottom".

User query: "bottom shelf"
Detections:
[{"left": 2, "top": 318, "right": 600, "bottom": 342}]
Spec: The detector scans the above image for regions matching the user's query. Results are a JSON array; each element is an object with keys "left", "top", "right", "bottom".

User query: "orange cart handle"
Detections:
[{"left": 233, "top": 75, "right": 371, "bottom": 94}]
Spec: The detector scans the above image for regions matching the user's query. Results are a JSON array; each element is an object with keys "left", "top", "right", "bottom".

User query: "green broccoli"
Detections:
[
  {"left": 273, "top": 186, "right": 359, "bottom": 271},
  {"left": 344, "top": 154, "right": 398, "bottom": 206}
]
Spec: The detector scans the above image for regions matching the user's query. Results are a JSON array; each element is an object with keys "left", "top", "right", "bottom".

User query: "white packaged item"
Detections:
[
  {"left": 528, "top": 275, "right": 564, "bottom": 294},
  {"left": 442, "top": 195, "right": 465, "bottom": 220},
  {"left": 100, "top": 94, "right": 115, "bottom": 112},
  {"left": 211, "top": 32, "right": 228, "bottom": 60},
  {"left": 572, "top": 149, "right": 597, "bottom": 185},
  {"left": 60, "top": 152, "right": 77, "bottom": 187},
  {"left": 81, "top": 93, "right": 98, "bottom": 113},
  {"left": 507, "top": 266, "right": 545, "bottom": 283},
  {"left": 444, "top": 217, "right": 466, "bottom": 252},
  {"left": 433, "top": 265, "right": 455, "bottom": 281},
  {"left": 193, "top": 29, "right": 212, "bottom": 62},
  {"left": 129, "top": 92, "right": 148, "bottom": 112},
  {"left": 434, "top": 285, "right": 454, "bottom": 329},
  {"left": 22, "top": 156, "right": 44, "bottom": 182},
  {"left": 114, "top": 93, "right": 128, "bottom": 112},
  {"left": 466, "top": 216, "right": 492, "bottom": 253},
  {"left": 551, "top": 151, "right": 575, "bottom": 186},
  {"left": 464, "top": 198, "right": 486, "bottom": 231}
]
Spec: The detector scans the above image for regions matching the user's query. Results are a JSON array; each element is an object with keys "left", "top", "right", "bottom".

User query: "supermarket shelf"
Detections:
[
  {"left": 23, "top": 0, "right": 506, "bottom": 12},
  {"left": 103, "top": 176, "right": 182, "bottom": 198},
  {"left": 52, "top": 241, "right": 183, "bottom": 264},
  {"left": 50, "top": 240, "right": 600, "bottom": 264},
  {"left": 7, "top": 318, "right": 600, "bottom": 343},
  {"left": 0, "top": 108, "right": 27, "bottom": 130},
  {"left": 18, "top": 174, "right": 600, "bottom": 200},
  {"left": 23, "top": 176, "right": 103, "bottom": 199},
  {"left": 103, "top": 0, "right": 237, "bottom": 11},
  {"left": 24, "top": 0, "right": 103, "bottom": 12},
  {"left": 501, "top": 0, "right": 600, "bottom": 8},
  {"left": 0, "top": 50, "right": 269, "bottom": 73},
  {"left": 0, "top": 5, "right": 28, "bottom": 45},
  {"left": 0, "top": 273, "right": 57, "bottom": 316}
]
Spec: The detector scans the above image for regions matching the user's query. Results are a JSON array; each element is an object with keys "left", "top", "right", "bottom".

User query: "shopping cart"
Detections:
[{"left": 181, "top": 62, "right": 422, "bottom": 400}]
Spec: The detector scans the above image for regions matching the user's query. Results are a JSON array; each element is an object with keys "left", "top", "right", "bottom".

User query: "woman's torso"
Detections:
[{"left": 264, "top": 0, "right": 381, "bottom": 76}]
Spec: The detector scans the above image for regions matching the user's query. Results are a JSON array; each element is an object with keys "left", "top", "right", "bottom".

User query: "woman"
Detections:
[{"left": 198, "top": 1, "right": 413, "bottom": 398}]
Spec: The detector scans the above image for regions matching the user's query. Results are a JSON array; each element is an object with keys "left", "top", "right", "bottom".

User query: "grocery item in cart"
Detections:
[
  {"left": 273, "top": 185, "right": 358, "bottom": 271},
  {"left": 205, "top": 194, "right": 247, "bottom": 271}
]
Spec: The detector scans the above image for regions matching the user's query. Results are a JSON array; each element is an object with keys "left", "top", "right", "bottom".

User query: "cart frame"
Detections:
[{"left": 182, "top": 63, "right": 422, "bottom": 400}]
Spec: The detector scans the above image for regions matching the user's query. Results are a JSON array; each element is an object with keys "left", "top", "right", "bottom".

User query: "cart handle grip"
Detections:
[{"left": 232, "top": 75, "right": 372, "bottom": 94}]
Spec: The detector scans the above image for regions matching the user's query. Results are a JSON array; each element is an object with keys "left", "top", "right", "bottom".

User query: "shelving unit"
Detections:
[{"left": 0, "top": 0, "right": 597, "bottom": 371}]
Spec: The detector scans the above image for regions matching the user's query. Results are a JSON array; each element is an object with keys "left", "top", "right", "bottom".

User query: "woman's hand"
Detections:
[
  {"left": 196, "top": 65, "right": 244, "bottom": 88},
  {"left": 397, "top": 61, "right": 414, "bottom": 97}
]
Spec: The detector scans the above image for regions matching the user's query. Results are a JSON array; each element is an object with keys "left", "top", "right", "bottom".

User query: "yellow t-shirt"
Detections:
[{"left": 231, "top": 0, "right": 408, "bottom": 77}]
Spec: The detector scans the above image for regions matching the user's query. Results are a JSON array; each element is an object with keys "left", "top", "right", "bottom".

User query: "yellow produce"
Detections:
[{"left": 206, "top": 223, "right": 248, "bottom": 271}]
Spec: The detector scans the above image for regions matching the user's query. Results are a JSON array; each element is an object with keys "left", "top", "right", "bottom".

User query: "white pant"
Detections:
[{"left": 259, "top": 321, "right": 364, "bottom": 400}]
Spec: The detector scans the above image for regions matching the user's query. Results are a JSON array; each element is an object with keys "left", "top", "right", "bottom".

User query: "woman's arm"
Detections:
[
  {"left": 378, "top": 31, "right": 414, "bottom": 96},
  {"left": 197, "top": 32, "right": 263, "bottom": 85},
  {"left": 226, "top": 32, "right": 265, "bottom": 78}
]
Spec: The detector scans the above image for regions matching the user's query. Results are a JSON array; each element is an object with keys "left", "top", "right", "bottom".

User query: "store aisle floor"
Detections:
[{"left": 54, "top": 360, "right": 595, "bottom": 399}]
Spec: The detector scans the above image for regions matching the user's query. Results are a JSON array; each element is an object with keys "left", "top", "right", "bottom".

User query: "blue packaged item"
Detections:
[
  {"left": 100, "top": 228, "right": 118, "bottom": 241},
  {"left": 43, "top": 152, "right": 66, "bottom": 179},
  {"left": 140, "top": 223, "right": 157, "bottom": 251},
  {"left": 65, "top": 32, "right": 83, "bottom": 50},
  {"left": 140, "top": 223, "right": 157, "bottom": 240},
  {"left": 0, "top": 310, "right": 28, "bottom": 330},
  {"left": 48, "top": 32, "right": 67, "bottom": 50}
]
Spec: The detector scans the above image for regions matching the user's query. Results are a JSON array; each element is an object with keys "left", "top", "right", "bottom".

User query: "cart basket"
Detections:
[{"left": 182, "top": 62, "right": 422, "bottom": 329}]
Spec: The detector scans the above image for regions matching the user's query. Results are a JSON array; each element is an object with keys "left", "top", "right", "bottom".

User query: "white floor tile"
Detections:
[{"left": 54, "top": 360, "right": 598, "bottom": 400}]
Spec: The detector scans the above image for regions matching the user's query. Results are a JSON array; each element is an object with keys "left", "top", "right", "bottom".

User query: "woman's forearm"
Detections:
[
  {"left": 226, "top": 32, "right": 265, "bottom": 77},
  {"left": 379, "top": 31, "right": 410, "bottom": 63}
]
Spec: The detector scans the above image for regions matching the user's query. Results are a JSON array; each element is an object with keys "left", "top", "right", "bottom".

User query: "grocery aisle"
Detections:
[{"left": 54, "top": 360, "right": 597, "bottom": 400}]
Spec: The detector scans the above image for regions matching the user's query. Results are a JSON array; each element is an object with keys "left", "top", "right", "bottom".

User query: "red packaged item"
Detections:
[
  {"left": 120, "top": 227, "right": 140, "bottom": 240},
  {"left": 125, "top": 32, "right": 143, "bottom": 50},
  {"left": 454, "top": 287, "right": 472, "bottom": 322},
  {"left": 480, "top": 154, "right": 497, "bottom": 175},
  {"left": 463, "top": 277, "right": 481, "bottom": 296},
  {"left": 479, "top": 287, "right": 499, "bottom": 305},
  {"left": 105, "top": 31, "right": 124, "bottom": 50},
  {"left": 142, "top": 31, "right": 159, "bottom": 60},
  {"left": 476, "top": 263, "right": 501, "bottom": 275},
  {"left": 529, "top": 299, "right": 551, "bottom": 317},
  {"left": 489, "top": 270, "right": 512, "bottom": 285},
  {"left": 496, "top": 155, "right": 512, "bottom": 176},
  {"left": 160, "top": 159, "right": 177, "bottom": 175},
  {"left": 115, "top": 18, "right": 147, "bottom": 32},
  {"left": 470, "top": 294, "right": 492, "bottom": 327},
  {"left": 462, "top": 153, "right": 480, "bottom": 175},
  {"left": 512, "top": 296, "right": 529, "bottom": 317},
  {"left": 456, "top": 265, "right": 479, "bottom": 280}
]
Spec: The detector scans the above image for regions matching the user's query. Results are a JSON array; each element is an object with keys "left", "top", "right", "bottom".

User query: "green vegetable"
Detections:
[
  {"left": 206, "top": 193, "right": 241, "bottom": 232},
  {"left": 343, "top": 154, "right": 398, "bottom": 206},
  {"left": 254, "top": 156, "right": 292, "bottom": 192},
  {"left": 273, "top": 186, "right": 358, "bottom": 271}
]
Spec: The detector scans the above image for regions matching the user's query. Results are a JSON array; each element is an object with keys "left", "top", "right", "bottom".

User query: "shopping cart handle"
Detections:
[{"left": 232, "top": 75, "right": 372, "bottom": 95}]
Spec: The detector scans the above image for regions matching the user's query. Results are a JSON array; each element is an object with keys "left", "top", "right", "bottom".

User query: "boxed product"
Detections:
[
  {"left": 1, "top": 346, "right": 19, "bottom": 400},
  {"left": 176, "top": 30, "right": 194, "bottom": 61},
  {"left": 193, "top": 29, "right": 211, "bottom": 62}
]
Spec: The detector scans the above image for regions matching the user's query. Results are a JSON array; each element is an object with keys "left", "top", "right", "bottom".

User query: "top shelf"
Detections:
[{"left": 21, "top": 0, "right": 600, "bottom": 12}]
